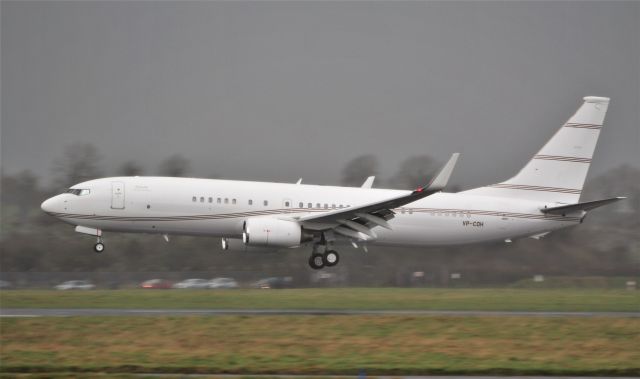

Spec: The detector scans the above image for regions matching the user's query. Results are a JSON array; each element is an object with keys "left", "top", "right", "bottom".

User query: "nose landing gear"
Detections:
[{"left": 93, "top": 237, "right": 105, "bottom": 253}]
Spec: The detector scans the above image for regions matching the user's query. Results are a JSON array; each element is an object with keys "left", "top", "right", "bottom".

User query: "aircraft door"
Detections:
[{"left": 111, "top": 182, "right": 125, "bottom": 209}]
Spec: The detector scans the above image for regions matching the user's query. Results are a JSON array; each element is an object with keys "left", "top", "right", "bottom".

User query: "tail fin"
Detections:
[{"left": 467, "top": 96, "right": 610, "bottom": 204}]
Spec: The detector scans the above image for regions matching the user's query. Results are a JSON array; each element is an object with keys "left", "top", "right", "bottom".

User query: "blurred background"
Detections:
[
  {"left": 1, "top": 147, "right": 638, "bottom": 289},
  {"left": 1, "top": 1, "right": 638, "bottom": 289}
]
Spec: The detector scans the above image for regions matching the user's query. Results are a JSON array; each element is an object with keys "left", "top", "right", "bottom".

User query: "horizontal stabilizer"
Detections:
[{"left": 541, "top": 197, "right": 626, "bottom": 215}]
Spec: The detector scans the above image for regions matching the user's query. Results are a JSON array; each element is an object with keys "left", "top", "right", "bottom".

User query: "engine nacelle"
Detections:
[
  {"left": 242, "top": 217, "right": 311, "bottom": 248},
  {"left": 221, "top": 238, "right": 278, "bottom": 253}
]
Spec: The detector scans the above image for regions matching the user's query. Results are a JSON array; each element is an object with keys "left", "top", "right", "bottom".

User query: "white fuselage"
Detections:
[{"left": 41, "top": 176, "right": 579, "bottom": 247}]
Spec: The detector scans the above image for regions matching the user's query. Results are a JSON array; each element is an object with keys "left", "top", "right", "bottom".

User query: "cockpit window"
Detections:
[{"left": 66, "top": 188, "right": 90, "bottom": 196}]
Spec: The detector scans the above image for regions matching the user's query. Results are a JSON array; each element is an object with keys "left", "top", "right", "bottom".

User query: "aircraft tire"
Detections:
[
  {"left": 308, "top": 253, "right": 324, "bottom": 270},
  {"left": 323, "top": 250, "right": 339, "bottom": 267},
  {"left": 94, "top": 243, "right": 105, "bottom": 253}
]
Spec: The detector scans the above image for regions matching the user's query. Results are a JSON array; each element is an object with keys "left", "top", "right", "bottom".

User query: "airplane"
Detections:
[{"left": 41, "top": 96, "right": 625, "bottom": 269}]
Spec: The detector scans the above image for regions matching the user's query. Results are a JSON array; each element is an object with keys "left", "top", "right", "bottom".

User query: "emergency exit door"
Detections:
[{"left": 111, "top": 182, "right": 125, "bottom": 209}]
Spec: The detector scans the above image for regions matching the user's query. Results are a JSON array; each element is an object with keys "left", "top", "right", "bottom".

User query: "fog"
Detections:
[
  {"left": 2, "top": 1, "right": 639, "bottom": 189},
  {"left": 1, "top": 1, "right": 639, "bottom": 286}
]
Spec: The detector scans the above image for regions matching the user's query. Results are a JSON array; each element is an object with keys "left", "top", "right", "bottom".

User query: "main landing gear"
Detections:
[{"left": 308, "top": 246, "right": 340, "bottom": 270}]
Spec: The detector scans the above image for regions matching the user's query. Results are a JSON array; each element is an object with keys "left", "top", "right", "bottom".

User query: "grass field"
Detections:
[
  {"left": 1, "top": 288, "right": 639, "bottom": 312},
  {"left": 1, "top": 315, "right": 639, "bottom": 376}
]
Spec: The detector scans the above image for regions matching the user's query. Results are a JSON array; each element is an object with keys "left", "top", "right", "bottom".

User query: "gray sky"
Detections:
[{"left": 2, "top": 1, "right": 638, "bottom": 189}]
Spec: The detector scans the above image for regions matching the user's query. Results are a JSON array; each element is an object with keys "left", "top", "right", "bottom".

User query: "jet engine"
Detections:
[
  {"left": 242, "top": 217, "right": 312, "bottom": 248},
  {"left": 221, "top": 238, "right": 278, "bottom": 253}
]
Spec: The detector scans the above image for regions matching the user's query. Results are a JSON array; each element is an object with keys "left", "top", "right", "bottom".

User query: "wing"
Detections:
[{"left": 298, "top": 153, "right": 460, "bottom": 240}]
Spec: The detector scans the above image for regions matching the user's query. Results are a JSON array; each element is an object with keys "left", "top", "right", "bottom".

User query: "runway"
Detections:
[
  {"left": 123, "top": 375, "right": 640, "bottom": 379},
  {"left": 2, "top": 308, "right": 639, "bottom": 317}
]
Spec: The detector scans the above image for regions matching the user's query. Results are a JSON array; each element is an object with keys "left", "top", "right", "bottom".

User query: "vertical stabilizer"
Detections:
[{"left": 467, "top": 97, "right": 610, "bottom": 204}]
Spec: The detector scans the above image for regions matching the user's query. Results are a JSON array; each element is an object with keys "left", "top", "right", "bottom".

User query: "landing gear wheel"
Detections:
[
  {"left": 308, "top": 253, "right": 325, "bottom": 270},
  {"left": 323, "top": 250, "right": 339, "bottom": 267},
  {"left": 94, "top": 242, "right": 105, "bottom": 253}
]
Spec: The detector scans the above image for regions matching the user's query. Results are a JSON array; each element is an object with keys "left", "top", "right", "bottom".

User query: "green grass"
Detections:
[
  {"left": 509, "top": 276, "right": 639, "bottom": 289},
  {"left": 1, "top": 288, "right": 639, "bottom": 312},
  {"left": 1, "top": 315, "right": 639, "bottom": 375}
]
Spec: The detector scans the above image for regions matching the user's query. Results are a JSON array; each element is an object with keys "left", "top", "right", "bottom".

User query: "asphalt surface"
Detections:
[
  {"left": 130, "top": 376, "right": 640, "bottom": 379},
  {"left": 1, "top": 308, "right": 639, "bottom": 317}
]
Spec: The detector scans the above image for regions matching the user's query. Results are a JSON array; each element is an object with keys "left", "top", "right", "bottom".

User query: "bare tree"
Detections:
[
  {"left": 341, "top": 155, "right": 378, "bottom": 187},
  {"left": 158, "top": 154, "right": 190, "bottom": 177},
  {"left": 1, "top": 170, "right": 42, "bottom": 225},
  {"left": 119, "top": 161, "right": 144, "bottom": 176},
  {"left": 52, "top": 142, "right": 102, "bottom": 189},
  {"left": 389, "top": 155, "right": 439, "bottom": 189}
]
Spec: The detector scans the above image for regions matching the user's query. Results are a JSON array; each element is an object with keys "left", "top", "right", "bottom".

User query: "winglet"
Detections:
[
  {"left": 361, "top": 176, "right": 375, "bottom": 189},
  {"left": 422, "top": 153, "right": 460, "bottom": 192}
]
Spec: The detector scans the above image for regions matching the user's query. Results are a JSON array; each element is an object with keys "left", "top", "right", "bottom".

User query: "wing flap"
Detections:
[
  {"left": 334, "top": 226, "right": 373, "bottom": 241},
  {"left": 337, "top": 219, "right": 378, "bottom": 238},
  {"left": 355, "top": 212, "right": 392, "bottom": 230}
]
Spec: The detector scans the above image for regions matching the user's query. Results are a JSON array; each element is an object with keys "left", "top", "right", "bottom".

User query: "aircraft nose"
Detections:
[{"left": 41, "top": 196, "right": 61, "bottom": 214}]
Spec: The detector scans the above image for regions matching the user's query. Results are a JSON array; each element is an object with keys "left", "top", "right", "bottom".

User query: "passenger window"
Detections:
[
  {"left": 331, "top": 204, "right": 336, "bottom": 209},
  {"left": 200, "top": 197, "right": 205, "bottom": 203},
  {"left": 324, "top": 204, "right": 328, "bottom": 209},
  {"left": 192, "top": 196, "right": 197, "bottom": 202},
  {"left": 232, "top": 199, "right": 236, "bottom": 205},
  {"left": 217, "top": 198, "right": 221, "bottom": 204},
  {"left": 224, "top": 198, "right": 229, "bottom": 204},
  {"left": 248, "top": 199, "right": 253, "bottom": 205},
  {"left": 208, "top": 197, "right": 212, "bottom": 203},
  {"left": 308, "top": 203, "right": 312, "bottom": 208},
  {"left": 285, "top": 201, "right": 290, "bottom": 207},
  {"left": 316, "top": 203, "right": 321, "bottom": 208},
  {"left": 264, "top": 200, "right": 268, "bottom": 206},
  {"left": 299, "top": 202, "right": 303, "bottom": 208}
]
